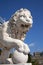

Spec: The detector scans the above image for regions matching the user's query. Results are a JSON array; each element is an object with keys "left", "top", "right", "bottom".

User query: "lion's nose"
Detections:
[{"left": 26, "top": 19, "right": 30, "bottom": 22}]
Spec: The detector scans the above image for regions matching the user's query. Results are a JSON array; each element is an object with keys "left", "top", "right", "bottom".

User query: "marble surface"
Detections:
[
  {"left": 0, "top": 63, "right": 32, "bottom": 65},
  {"left": 12, "top": 50, "right": 28, "bottom": 63},
  {"left": 14, "top": 63, "right": 32, "bottom": 65},
  {"left": 0, "top": 8, "right": 33, "bottom": 64}
]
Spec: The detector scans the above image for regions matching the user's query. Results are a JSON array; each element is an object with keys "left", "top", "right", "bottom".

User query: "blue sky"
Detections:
[{"left": 0, "top": 0, "right": 43, "bottom": 53}]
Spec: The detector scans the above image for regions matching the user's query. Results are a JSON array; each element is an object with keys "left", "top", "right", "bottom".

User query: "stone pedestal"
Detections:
[
  {"left": 15, "top": 63, "right": 32, "bottom": 65},
  {"left": 0, "top": 63, "right": 32, "bottom": 65}
]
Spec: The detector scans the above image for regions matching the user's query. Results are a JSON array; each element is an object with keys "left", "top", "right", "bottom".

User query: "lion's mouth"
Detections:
[{"left": 21, "top": 24, "right": 29, "bottom": 28}]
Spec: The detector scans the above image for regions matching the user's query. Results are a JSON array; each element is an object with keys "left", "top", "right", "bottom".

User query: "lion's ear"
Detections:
[
  {"left": 9, "top": 17, "right": 15, "bottom": 23},
  {"left": 13, "top": 17, "right": 17, "bottom": 22}
]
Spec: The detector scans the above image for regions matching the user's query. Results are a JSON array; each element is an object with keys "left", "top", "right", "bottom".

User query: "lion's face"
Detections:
[
  {"left": 9, "top": 8, "right": 33, "bottom": 41},
  {"left": 13, "top": 9, "right": 33, "bottom": 30}
]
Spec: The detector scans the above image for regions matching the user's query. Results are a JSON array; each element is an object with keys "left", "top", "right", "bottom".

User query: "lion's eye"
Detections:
[
  {"left": 20, "top": 15, "right": 23, "bottom": 17},
  {"left": 20, "top": 15, "right": 26, "bottom": 18},
  {"left": 23, "top": 15, "right": 26, "bottom": 18},
  {"left": 29, "top": 16, "right": 32, "bottom": 19}
]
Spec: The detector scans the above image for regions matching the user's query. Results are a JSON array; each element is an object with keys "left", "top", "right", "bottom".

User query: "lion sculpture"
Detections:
[{"left": 0, "top": 8, "right": 33, "bottom": 64}]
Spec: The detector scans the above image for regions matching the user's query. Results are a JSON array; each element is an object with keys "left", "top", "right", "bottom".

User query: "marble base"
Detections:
[
  {"left": 0, "top": 63, "right": 32, "bottom": 65},
  {"left": 15, "top": 63, "right": 32, "bottom": 65}
]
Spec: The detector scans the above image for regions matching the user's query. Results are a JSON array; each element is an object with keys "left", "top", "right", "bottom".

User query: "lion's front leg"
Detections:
[{"left": 0, "top": 48, "right": 10, "bottom": 64}]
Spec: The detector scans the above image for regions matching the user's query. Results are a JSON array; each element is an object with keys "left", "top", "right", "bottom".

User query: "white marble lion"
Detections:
[{"left": 0, "top": 8, "right": 33, "bottom": 64}]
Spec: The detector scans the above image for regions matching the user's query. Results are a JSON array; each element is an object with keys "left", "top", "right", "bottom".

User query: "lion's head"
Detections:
[{"left": 9, "top": 8, "right": 33, "bottom": 40}]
